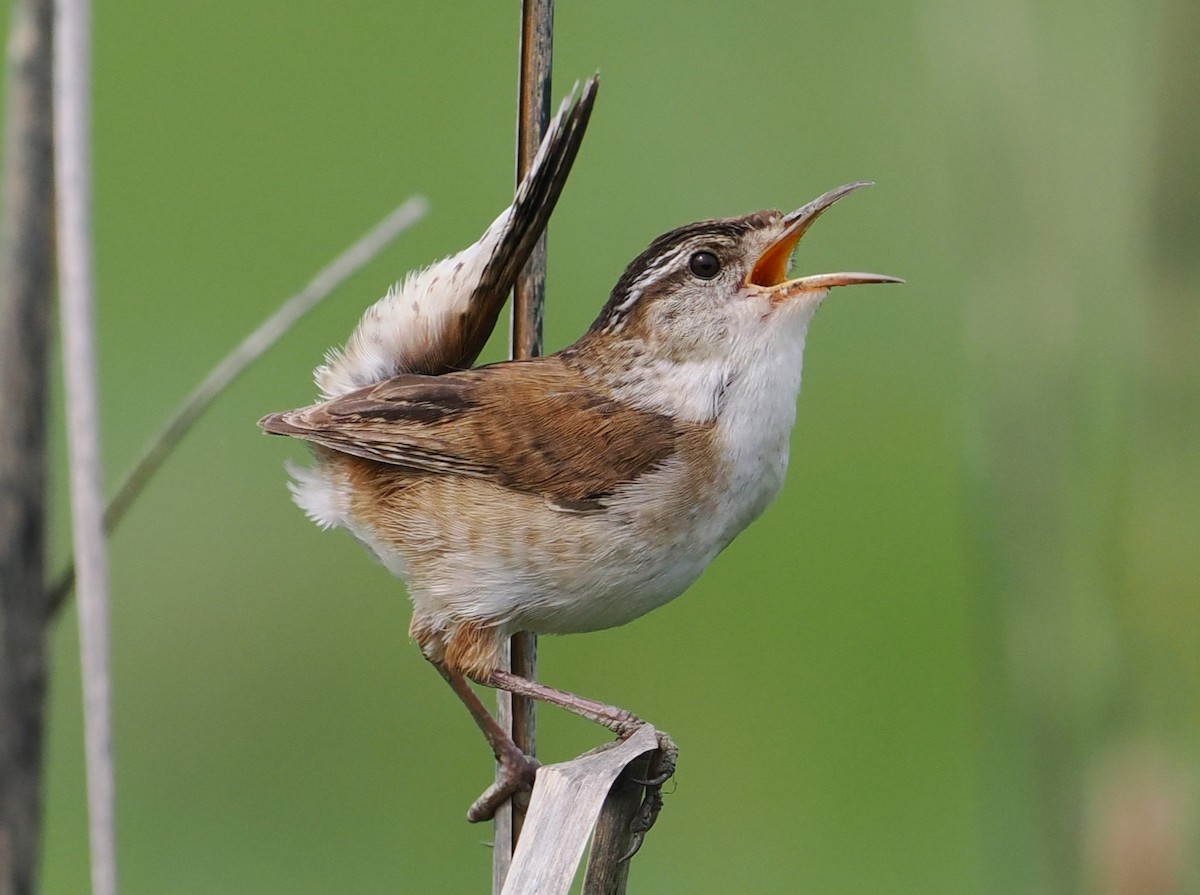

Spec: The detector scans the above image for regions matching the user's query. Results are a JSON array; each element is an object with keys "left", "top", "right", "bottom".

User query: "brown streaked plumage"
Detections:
[
  {"left": 297, "top": 400, "right": 720, "bottom": 684},
  {"left": 261, "top": 356, "right": 684, "bottom": 510},
  {"left": 259, "top": 76, "right": 901, "bottom": 827}
]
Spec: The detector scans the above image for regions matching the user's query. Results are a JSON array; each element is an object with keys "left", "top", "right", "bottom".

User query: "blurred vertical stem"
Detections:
[
  {"left": 0, "top": 0, "right": 54, "bottom": 891},
  {"left": 921, "top": 1, "right": 1148, "bottom": 892},
  {"left": 1101, "top": 5, "right": 1200, "bottom": 887},
  {"left": 1137, "top": 0, "right": 1200, "bottom": 725},
  {"left": 495, "top": 1, "right": 552, "bottom": 890}
]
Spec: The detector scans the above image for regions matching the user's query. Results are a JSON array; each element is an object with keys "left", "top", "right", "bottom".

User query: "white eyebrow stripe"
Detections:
[
  {"left": 610, "top": 242, "right": 696, "bottom": 315},
  {"left": 596, "top": 229, "right": 742, "bottom": 333}
]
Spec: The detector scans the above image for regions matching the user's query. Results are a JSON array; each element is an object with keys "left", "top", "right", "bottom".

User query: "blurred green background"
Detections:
[{"left": 9, "top": 0, "right": 1196, "bottom": 891}]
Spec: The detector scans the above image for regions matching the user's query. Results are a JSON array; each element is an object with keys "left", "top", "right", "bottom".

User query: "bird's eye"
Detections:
[{"left": 688, "top": 250, "right": 721, "bottom": 279}]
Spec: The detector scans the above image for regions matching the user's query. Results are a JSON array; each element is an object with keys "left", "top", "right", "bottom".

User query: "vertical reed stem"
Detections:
[{"left": 494, "top": 1, "right": 553, "bottom": 890}]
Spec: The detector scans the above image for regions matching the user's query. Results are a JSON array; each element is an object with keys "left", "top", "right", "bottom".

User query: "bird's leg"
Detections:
[
  {"left": 485, "top": 669, "right": 677, "bottom": 765},
  {"left": 483, "top": 668, "right": 678, "bottom": 846},
  {"left": 432, "top": 662, "right": 540, "bottom": 823},
  {"left": 484, "top": 669, "right": 642, "bottom": 734}
]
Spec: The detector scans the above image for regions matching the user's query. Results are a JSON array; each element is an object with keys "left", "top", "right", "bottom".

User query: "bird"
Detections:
[{"left": 260, "top": 75, "right": 902, "bottom": 826}]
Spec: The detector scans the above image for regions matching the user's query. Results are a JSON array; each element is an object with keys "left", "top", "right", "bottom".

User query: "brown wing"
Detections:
[{"left": 260, "top": 356, "right": 682, "bottom": 508}]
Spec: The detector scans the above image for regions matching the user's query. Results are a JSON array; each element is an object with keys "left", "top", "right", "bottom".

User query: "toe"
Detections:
[
  {"left": 466, "top": 754, "right": 539, "bottom": 823},
  {"left": 633, "top": 733, "right": 678, "bottom": 787}
]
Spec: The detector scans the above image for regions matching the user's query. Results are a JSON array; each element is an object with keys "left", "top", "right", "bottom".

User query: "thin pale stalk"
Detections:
[
  {"left": 53, "top": 0, "right": 116, "bottom": 891},
  {"left": 496, "top": 0, "right": 553, "bottom": 888},
  {"left": 45, "top": 196, "right": 428, "bottom": 617}
]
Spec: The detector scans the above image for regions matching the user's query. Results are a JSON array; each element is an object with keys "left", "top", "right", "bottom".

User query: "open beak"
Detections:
[{"left": 748, "top": 181, "right": 903, "bottom": 300}]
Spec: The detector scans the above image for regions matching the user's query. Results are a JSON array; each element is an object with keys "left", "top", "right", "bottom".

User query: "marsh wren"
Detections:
[{"left": 261, "top": 76, "right": 901, "bottom": 822}]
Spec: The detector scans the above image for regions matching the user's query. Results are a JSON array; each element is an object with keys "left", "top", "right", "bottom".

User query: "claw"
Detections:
[
  {"left": 618, "top": 729, "right": 677, "bottom": 860},
  {"left": 620, "top": 787, "right": 664, "bottom": 862}
]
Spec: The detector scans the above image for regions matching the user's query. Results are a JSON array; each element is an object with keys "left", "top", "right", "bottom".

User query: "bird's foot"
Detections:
[
  {"left": 620, "top": 728, "right": 678, "bottom": 861},
  {"left": 466, "top": 750, "right": 540, "bottom": 824},
  {"left": 477, "top": 670, "right": 677, "bottom": 852},
  {"left": 635, "top": 730, "right": 678, "bottom": 787}
]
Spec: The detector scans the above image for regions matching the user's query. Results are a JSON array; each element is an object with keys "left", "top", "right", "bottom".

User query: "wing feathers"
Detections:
[{"left": 261, "top": 358, "right": 681, "bottom": 506}]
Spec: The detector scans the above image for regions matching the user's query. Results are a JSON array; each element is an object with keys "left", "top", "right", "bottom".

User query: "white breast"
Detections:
[
  {"left": 496, "top": 312, "right": 815, "bottom": 636},
  {"left": 710, "top": 319, "right": 809, "bottom": 545}
]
